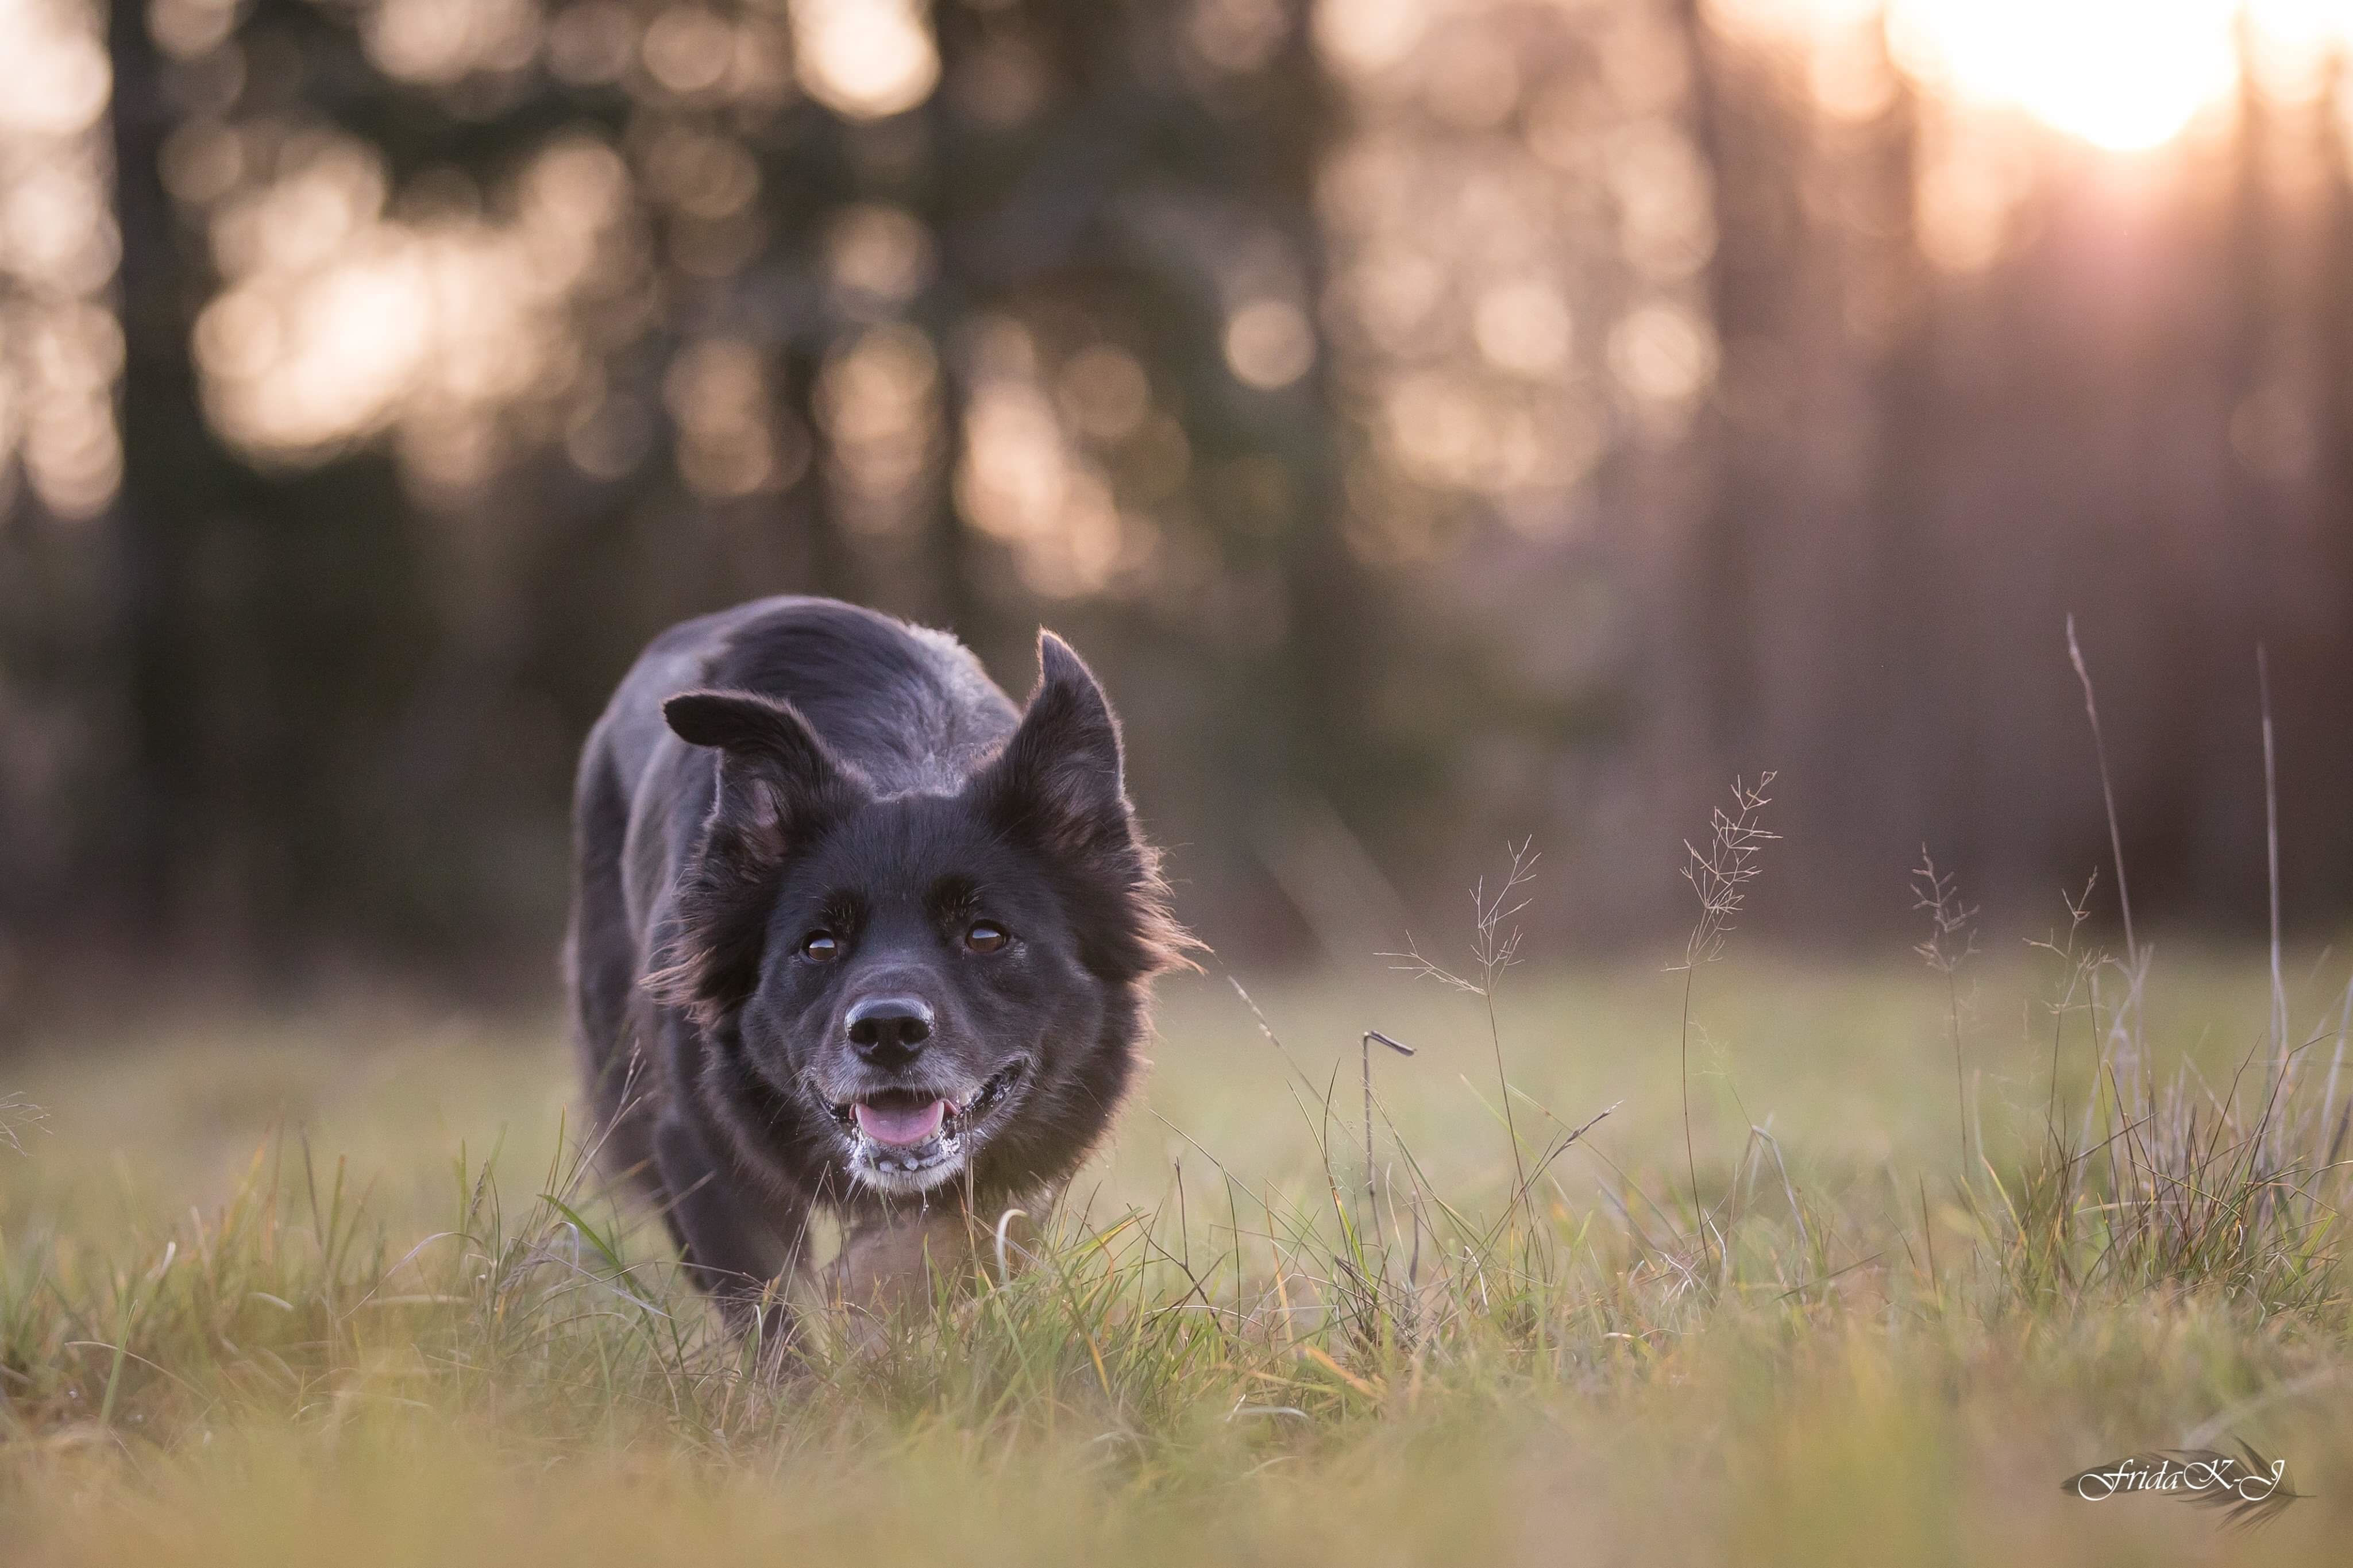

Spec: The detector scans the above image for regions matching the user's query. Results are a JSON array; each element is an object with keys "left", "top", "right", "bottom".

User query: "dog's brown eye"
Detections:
[
  {"left": 964, "top": 921, "right": 1008, "bottom": 954},
  {"left": 801, "top": 931, "right": 840, "bottom": 962}
]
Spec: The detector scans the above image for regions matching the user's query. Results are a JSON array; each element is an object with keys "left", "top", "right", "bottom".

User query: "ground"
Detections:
[{"left": 3, "top": 945, "right": 2348, "bottom": 1565}]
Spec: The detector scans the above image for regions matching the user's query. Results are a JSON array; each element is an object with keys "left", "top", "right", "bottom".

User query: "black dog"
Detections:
[{"left": 567, "top": 597, "right": 1186, "bottom": 1329}]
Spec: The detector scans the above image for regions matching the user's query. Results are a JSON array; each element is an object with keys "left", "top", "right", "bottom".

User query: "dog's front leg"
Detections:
[
  {"left": 651, "top": 1112, "right": 803, "bottom": 1342},
  {"left": 827, "top": 1202, "right": 1050, "bottom": 1325},
  {"left": 827, "top": 1207, "right": 992, "bottom": 1321}
]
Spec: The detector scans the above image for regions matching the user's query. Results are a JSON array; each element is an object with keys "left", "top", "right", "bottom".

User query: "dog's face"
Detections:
[
  {"left": 734, "top": 789, "right": 1110, "bottom": 1196},
  {"left": 657, "top": 636, "right": 1184, "bottom": 1199}
]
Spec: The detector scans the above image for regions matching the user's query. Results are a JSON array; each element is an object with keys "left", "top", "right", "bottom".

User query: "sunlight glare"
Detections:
[{"left": 1889, "top": 0, "right": 2353, "bottom": 152}]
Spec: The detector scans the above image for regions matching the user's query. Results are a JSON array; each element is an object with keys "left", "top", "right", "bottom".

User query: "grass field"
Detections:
[{"left": 5, "top": 918, "right": 2351, "bottom": 1565}]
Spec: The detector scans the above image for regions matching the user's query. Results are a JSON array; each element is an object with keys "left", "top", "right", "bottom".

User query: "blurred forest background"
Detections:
[{"left": 2, "top": 0, "right": 2351, "bottom": 1002}]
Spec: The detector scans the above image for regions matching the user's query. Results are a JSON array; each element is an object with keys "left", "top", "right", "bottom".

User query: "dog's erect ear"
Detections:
[
  {"left": 972, "top": 634, "right": 1193, "bottom": 983},
  {"left": 664, "top": 688, "right": 862, "bottom": 862},
  {"left": 653, "top": 690, "right": 865, "bottom": 1021},
  {"left": 973, "top": 634, "right": 1130, "bottom": 859}
]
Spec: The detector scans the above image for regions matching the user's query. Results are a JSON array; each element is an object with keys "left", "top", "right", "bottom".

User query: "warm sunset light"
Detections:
[
  {"left": 1887, "top": 0, "right": 2352, "bottom": 151},
  {"left": 1710, "top": 0, "right": 2353, "bottom": 152},
  {"left": 1893, "top": 0, "right": 2234, "bottom": 150}
]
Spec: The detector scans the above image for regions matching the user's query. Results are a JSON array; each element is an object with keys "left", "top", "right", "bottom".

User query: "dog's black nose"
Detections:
[{"left": 845, "top": 995, "right": 934, "bottom": 1063}]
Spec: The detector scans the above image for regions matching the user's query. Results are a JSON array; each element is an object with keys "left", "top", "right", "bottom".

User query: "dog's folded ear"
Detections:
[
  {"left": 654, "top": 689, "right": 866, "bottom": 1019},
  {"left": 972, "top": 634, "right": 1193, "bottom": 982},
  {"left": 664, "top": 689, "right": 863, "bottom": 859}
]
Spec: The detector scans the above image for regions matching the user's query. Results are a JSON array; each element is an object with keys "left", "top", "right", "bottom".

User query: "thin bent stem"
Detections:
[
  {"left": 2261, "top": 645, "right": 2286, "bottom": 1073},
  {"left": 1487, "top": 986, "right": 1527, "bottom": 1203},
  {"left": 2066, "top": 615, "right": 2137, "bottom": 968},
  {"left": 1949, "top": 966, "right": 1968, "bottom": 1175},
  {"left": 1681, "top": 963, "right": 1707, "bottom": 1277}
]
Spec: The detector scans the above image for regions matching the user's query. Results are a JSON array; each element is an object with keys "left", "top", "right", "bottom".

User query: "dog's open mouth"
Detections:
[{"left": 830, "top": 1059, "right": 1028, "bottom": 1187}]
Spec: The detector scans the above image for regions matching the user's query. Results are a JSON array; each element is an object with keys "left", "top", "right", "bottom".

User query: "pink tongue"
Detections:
[{"left": 853, "top": 1097, "right": 947, "bottom": 1146}]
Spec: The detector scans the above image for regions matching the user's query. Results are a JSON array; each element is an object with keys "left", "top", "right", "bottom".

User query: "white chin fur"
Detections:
[{"left": 848, "top": 1137, "right": 969, "bottom": 1195}]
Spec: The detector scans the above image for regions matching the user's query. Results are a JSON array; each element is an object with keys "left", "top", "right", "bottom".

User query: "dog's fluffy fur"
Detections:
[{"left": 567, "top": 597, "right": 1186, "bottom": 1327}]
